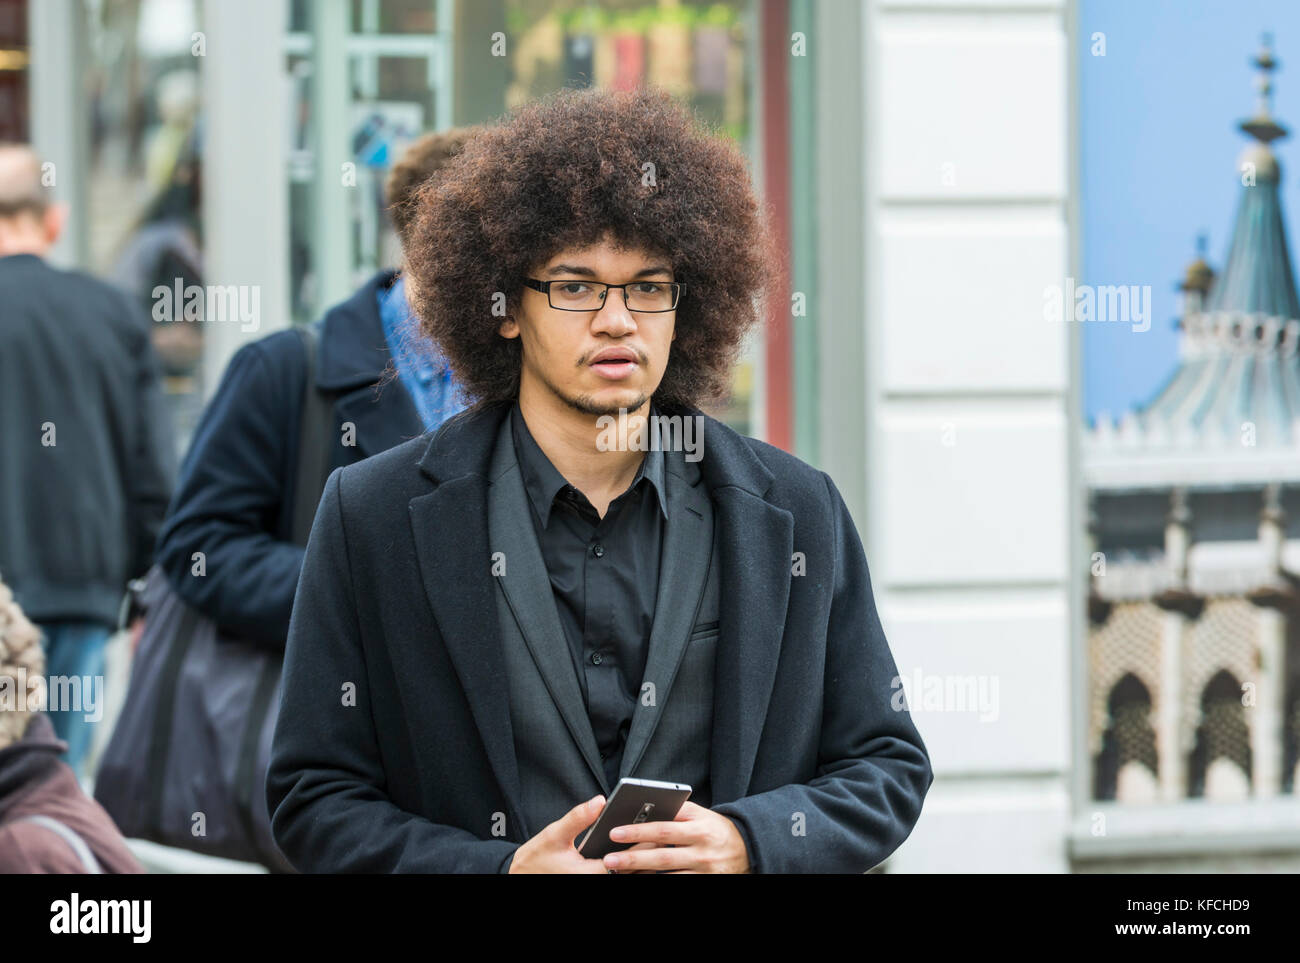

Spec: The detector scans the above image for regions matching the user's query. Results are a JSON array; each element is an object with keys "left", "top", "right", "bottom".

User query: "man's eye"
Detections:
[
  {"left": 557, "top": 282, "right": 591, "bottom": 296},
  {"left": 631, "top": 282, "right": 662, "bottom": 294}
]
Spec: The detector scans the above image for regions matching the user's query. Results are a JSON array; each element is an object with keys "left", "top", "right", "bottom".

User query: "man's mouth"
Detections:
[
  {"left": 589, "top": 349, "right": 640, "bottom": 380},
  {"left": 591, "top": 359, "right": 637, "bottom": 380}
]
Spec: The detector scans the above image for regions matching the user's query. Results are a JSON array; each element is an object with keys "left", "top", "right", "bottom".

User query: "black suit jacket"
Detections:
[{"left": 266, "top": 399, "right": 933, "bottom": 873}]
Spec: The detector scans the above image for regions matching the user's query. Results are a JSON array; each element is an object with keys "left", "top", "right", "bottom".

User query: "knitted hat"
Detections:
[{"left": 0, "top": 577, "right": 46, "bottom": 749}]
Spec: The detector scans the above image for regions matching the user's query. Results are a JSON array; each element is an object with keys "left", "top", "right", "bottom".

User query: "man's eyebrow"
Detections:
[{"left": 545, "top": 263, "right": 674, "bottom": 278}]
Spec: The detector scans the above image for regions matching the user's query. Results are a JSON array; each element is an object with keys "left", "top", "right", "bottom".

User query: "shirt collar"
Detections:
[{"left": 510, "top": 402, "right": 668, "bottom": 527}]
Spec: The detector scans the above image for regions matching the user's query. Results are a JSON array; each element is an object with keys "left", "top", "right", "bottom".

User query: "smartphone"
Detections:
[{"left": 575, "top": 777, "right": 692, "bottom": 859}]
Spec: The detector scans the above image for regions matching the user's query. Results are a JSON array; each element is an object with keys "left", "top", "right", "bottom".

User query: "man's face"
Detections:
[{"left": 500, "top": 233, "right": 676, "bottom": 417}]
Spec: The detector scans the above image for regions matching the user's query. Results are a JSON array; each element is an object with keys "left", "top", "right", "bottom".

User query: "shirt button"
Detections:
[
  {"left": 592, "top": 543, "right": 605, "bottom": 558},
  {"left": 591, "top": 652, "right": 603, "bottom": 665}
]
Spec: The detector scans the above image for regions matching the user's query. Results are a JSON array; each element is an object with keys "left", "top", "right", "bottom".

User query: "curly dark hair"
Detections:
[{"left": 403, "top": 85, "right": 779, "bottom": 410}]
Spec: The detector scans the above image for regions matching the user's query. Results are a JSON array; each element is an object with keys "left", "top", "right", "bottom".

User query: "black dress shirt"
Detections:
[{"left": 509, "top": 403, "right": 667, "bottom": 789}]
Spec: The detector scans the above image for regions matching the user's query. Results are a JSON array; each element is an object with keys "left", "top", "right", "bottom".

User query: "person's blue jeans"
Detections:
[{"left": 36, "top": 621, "right": 111, "bottom": 780}]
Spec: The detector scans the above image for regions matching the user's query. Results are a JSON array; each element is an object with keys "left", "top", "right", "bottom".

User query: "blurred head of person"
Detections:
[
  {"left": 380, "top": 125, "right": 482, "bottom": 387},
  {"left": 384, "top": 125, "right": 480, "bottom": 259},
  {"left": 0, "top": 144, "right": 65, "bottom": 259},
  {"left": 0, "top": 578, "right": 47, "bottom": 750},
  {"left": 403, "top": 86, "right": 776, "bottom": 421},
  {"left": 157, "top": 70, "right": 200, "bottom": 129}
]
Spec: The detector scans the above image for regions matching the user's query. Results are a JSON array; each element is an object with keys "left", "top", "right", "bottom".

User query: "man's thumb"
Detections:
[{"left": 561, "top": 795, "right": 604, "bottom": 835}]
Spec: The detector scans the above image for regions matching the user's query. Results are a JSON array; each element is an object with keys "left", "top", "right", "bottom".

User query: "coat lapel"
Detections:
[
  {"left": 619, "top": 451, "right": 713, "bottom": 779},
  {"left": 709, "top": 488, "right": 793, "bottom": 803},
  {"left": 693, "top": 414, "right": 794, "bottom": 805},
  {"left": 408, "top": 403, "right": 526, "bottom": 832},
  {"left": 486, "top": 420, "right": 611, "bottom": 794}
]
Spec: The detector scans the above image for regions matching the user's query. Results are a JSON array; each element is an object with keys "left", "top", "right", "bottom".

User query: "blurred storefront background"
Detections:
[{"left": 14, "top": 0, "right": 797, "bottom": 460}]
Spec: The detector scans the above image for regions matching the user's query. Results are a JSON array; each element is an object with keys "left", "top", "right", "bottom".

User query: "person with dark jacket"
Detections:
[
  {"left": 267, "top": 88, "right": 933, "bottom": 874},
  {"left": 0, "top": 144, "right": 174, "bottom": 780},
  {"left": 153, "top": 127, "right": 475, "bottom": 650},
  {"left": 0, "top": 579, "right": 144, "bottom": 873},
  {"left": 152, "top": 273, "right": 430, "bottom": 646}
]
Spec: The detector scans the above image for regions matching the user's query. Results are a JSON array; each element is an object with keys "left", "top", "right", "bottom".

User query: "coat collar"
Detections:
[
  {"left": 314, "top": 269, "right": 426, "bottom": 458},
  {"left": 409, "top": 396, "right": 789, "bottom": 817},
  {"left": 315, "top": 269, "right": 401, "bottom": 392}
]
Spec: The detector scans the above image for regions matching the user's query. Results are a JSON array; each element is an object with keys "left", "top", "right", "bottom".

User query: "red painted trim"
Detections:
[{"left": 760, "top": 0, "right": 792, "bottom": 451}]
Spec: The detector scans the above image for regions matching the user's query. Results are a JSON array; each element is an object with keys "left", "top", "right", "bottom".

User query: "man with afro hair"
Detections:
[{"left": 268, "top": 86, "right": 932, "bottom": 874}]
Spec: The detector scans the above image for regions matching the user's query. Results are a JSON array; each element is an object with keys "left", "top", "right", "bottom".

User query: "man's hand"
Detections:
[
  {"left": 507, "top": 795, "right": 613, "bottom": 874},
  {"left": 601, "top": 801, "right": 751, "bottom": 874}
]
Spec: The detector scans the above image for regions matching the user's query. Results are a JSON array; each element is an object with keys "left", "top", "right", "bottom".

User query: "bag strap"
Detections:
[
  {"left": 290, "top": 324, "right": 337, "bottom": 547},
  {"left": 15, "top": 814, "right": 104, "bottom": 873}
]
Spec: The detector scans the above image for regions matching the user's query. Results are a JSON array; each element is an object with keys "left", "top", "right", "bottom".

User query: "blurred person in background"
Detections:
[
  {"left": 110, "top": 127, "right": 204, "bottom": 379},
  {"left": 0, "top": 143, "right": 175, "bottom": 782},
  {"left": 0, "top": 576, "right": 145, "bottom": 873},
  {"left": 108, "top": 74, "right": 205, "bottom": 462},
  {"left": 377, "top": 126, "right": 477, "bottom": 434},
  {"left": 152, "top": 126, "right": 477, "bottom": 652}
]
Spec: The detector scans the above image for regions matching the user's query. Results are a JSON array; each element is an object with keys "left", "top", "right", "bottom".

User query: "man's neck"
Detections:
[
  {"left": 0, "top": 224, "right": 51, "bottom": 258},
  {"left": 0, "top": 241, "right": 48, "bottom": 258},
  {"left": 517, "top": 382, "right": 648, "bottom": 518}
]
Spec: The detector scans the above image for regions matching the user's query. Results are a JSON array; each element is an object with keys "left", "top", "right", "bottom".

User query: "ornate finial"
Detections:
[
  {"left": 1241, "top": 32, "right": 1287, "bottom": 144},
  {"left": 1257, "top": 31, "right": 1277, "bottom": 71},
  {"left": 1180, "top": 233, "right": 1214, "bottom": 293}
]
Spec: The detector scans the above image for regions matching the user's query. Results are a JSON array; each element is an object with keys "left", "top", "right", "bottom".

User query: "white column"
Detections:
[
  {"left": 27, "top": 0, "right": 88, "bottom": 269},
  {"left": 861, "top": 0, "right": 1073, "bottom": 872},
  {"left": 1158, "top": 609, "right": 1185, "bottom": 801},
  {"left": 1251, "top": 486, "right": 1286, "bottom": 796},
  {"left": 1253, "top": 608, "right": 1283, "bottom": 797},
  {"left": 1158, "top": 487, "right": 1191, "bottom": 801},
  {"left": 310, "top": 0, "right": 353, "bottom": 308},
  {"left": 200, "top": 0, "right": 290, "bottom": 397}
]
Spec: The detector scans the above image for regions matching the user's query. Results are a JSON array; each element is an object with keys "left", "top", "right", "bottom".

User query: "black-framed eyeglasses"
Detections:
[{"left": 523, "top": 278, "right": 684, "bottom": 313}]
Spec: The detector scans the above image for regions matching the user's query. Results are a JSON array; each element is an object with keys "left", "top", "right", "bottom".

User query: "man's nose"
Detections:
[{"left": 592, "top": 290, "right": 637, "bottom": 335}]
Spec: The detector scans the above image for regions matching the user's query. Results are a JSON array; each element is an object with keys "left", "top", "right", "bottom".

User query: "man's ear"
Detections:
[
  {"left": 499, "top": 314, "right": 520, "bottom": 339},
  {"left": 43, "top": 204, "right": 66, "bottom": 245}
]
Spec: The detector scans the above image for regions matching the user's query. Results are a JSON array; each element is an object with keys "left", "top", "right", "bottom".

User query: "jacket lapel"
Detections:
[
  {"left": 485, "top": 420, "right": 611, "bottom": 794},
  {"left": 709, "top": 488, "right": 793, "bottom": 803},
  {"left": 619, "top": 451, "right": 713, "bottom": 779},
  {"left": 693, "top": 414, "right": 794, "bottom": 805},
  {"left": 408, "top": 403, "right": 526, "bottom": 832}
]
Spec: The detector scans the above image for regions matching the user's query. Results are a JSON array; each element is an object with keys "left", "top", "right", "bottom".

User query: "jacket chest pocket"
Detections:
[{"left": 689, "top": 620, "right": 719, "bottom": 641}]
